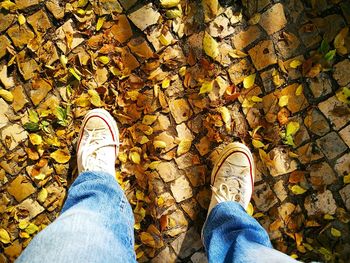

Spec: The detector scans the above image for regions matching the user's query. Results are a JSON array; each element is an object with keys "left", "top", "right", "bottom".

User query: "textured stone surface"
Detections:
[
  {"left": 316, "top": 132, "right": 347, "bottom": 160},
  {"left": 170, "top": 175, "right": 193, "bottom": 202},
  {"left": 7, "top": 175, "right": 35, "bottom": 202},
  {"left": 318, "top": 96, "right": 350, "bottom": 130},
  {"left": 128, "top": 3, "right": 160, "bottom": 31},
  {"left": 248, "top": 40, "right": 277, "bottom": 70},
  {"left": 259, "top": 3, "right": 287, "bottom": 35},
  {"left": 232, "top": 26, "right": 262, "bottom": 50},
  {"left": 333, "top": 60, "right": 350, "bottom": 86}
]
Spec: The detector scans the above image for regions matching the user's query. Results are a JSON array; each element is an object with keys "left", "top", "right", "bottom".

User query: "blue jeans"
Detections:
[{"left": 17, "top": 172, "right": 297, "bottom": 263}]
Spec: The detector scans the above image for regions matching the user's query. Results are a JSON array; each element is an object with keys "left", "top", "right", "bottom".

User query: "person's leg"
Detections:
[
  {"left": 17, "top": 171, "right": 136, "bottom": 263},
  {"left": 17, "top": 109, "right": 136, "bottom": 263},
  {"left": 202, "top": 142, "right": 297, "bottom": 263},
  {"left": 203, "top": 201, "right": 297, "bottom": 263}
]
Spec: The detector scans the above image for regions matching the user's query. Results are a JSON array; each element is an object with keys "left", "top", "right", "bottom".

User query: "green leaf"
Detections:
[
  {"left": 28, "top": 109, "right": 39, "bottom": 123},
  {"left": 319, "top": 39, "right": 330, "bottom": 54},
  {"left": 324, "top": 49, "right": 336, "bottom": 61},
  {"left": 69, "top": 67, "right": 81, "bottom": 81},
  {"left": 24, "top": 122, "right": 40, "bottom": 132}
]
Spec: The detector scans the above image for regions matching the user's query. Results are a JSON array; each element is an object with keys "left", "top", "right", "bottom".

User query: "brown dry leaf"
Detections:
[
  {"left": 306, "top": 64, "right": 322, "bottom": 78},
  {"left": 334, "top": 27, "right": 349, "bottom": 55},
  {"left": 50, "top": 149, "right": 71, "bottom": 164},
  {"left": 140, "top": 232, "right": 156, "bottom": 248},
  {"left": 202, "top": 0, "right": 219, "bottom": 22},
  {"left": 248, "top": 13, "right": 261, "bottom": 25}
]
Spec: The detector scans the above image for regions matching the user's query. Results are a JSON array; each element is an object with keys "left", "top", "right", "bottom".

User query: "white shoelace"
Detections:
[
  {"left": 81, "top": 128, "right": 119, "bottom": 172},
  {"left": 211, "top": 164, "right": 249, "bottom": 204}
]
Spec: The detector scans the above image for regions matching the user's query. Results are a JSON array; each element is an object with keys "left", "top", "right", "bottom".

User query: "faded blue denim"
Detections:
[{"left": 17, "top": 171, "right": 297, "bottom": 263}]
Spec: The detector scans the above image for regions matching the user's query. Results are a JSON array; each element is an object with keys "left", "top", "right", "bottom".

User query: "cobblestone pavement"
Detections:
[{"left": 0, "top": 0, "right": 350, "bottom": 262}]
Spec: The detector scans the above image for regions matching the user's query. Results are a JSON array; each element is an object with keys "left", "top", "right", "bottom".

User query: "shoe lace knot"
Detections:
[
  {"left": 81, "top": 128, "right": 119, "bottom": 172},
  {"left": 211, "top": 165, "right": 249, "bottom": 204}
]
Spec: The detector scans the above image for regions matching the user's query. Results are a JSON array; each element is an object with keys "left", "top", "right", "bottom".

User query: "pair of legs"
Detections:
[{"left": 16, "top": 110, "right": 297, "bottom": 263}]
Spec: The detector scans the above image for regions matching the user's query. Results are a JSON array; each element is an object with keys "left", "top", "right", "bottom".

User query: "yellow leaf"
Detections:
[
  {"left": 251, "top": 96, "right": 262, "bottom": 102},
  {"left": 199, "top": 80, "right": 214, "bottom": 94},
  {"left": 1, "top": 1, "right": 16, "bottom": 10},
  {"left": 98, "top": 56, "right": 110, "bottom": 65},
  {"left": 130, "top": 151, "right": 141, "bottom": 164},
  {"left": 218, "top": 106, "right": 231, "bottom": 131},
  {"left": 252, "top": 139, "right": 265, "bottom": 149},
  {"left": 142, "top": 115, "right": 157, "bottom": 125},
  {"left": 25, "top": 223, "right": 38, "bottom": 235},
  {"left": 242, "top": 98, "right": 255, "bottom": 108},
  {"left": 50, "top": 149, "right": 71, "bottom": 164},
  {"left": 162, "top": 78, "right": 170, "bottom": 89},
  {"left": 177, "top": 139, "right": 192, "bottom": 155},
  {"left": 140, "top": 136, "right": 149, "bottom": 145},
  {"left": 118, "top": 152, "right": 128, "bottom": 163},
  {"left": 344, "top": 174, "right": 350, "bottom": 184},
  {"left": 158, "top": 34, "right": 171, "bottom": 46},
  {"left": 69, "top": 67, "right": 81, "bottom": 81},
  {"left": 330, "top": 227, "right": 341, "bottom": 237},
  {"left": 295, "top": 84, "right": 303, "bottom": 96},
  {"left": 324, "top": 214, "right": 335, "bottom": 220},
  {"left": 29, "top": 134, "right": 42, "bottom": 145},
  {"left": 334, "top": 28, "right": 349, "bottom": 55},
  {"left": 18, "top": 14, "right": 26, "bottom": 25},
  {"left": 179, "top": 66, "right": 186, "bottom": 77},
  {"left": 19, "top": 220, "right": 29, "bottom": 230},
  {"left": 286, "top": 121, "right": 300, "bottom": 136},
  {"left": 34, "top": 173, "right": 46, "bottom": 181},
  {"left": 19, "top": 231, "right": 30, "bottom": 239},
  {"left": 203, "top": 32, "right": 219, "bottom": 59},
  {"left": 96, "top": 16, "right": 105, "bottom": 31},
  {"left": 0, "top": 89, "right": 13, "bottom": 102},
  {"left": 160, "top": 0, "right": 180, "bottom": 8},
  {"left": 248, "top": 13, "right": 260, "bottom": 25},
  {"left": 291, "top": 185, "right": 307, "bottom": 195},
  {"left": 272, "top": 69, "right": 283, "bottom": 87},
  {"left": 243, "top": 74, "right": 256, "bottom": 89},
  {"left": 229, "top": 49, "right": 248, "bottom": 58},
  {"left": 149, "top": 161, "right": 161, "bottom": 170},
  {"left": 78, "top": 0, "right": 89, "bottom": 7},
  {"left": 88, "top": 89, "right": 102, "bottom": 107},
  {"left": 153, "top": 140, "right": 167, "bottom": 149},
  {"left": 165, "top": 8, "right": 182, "bottom": 19},
  {"left": 0, "top": 228, "right": 11, "bottom": 244},
  {"left": 37, "top": 188, "right": 48, "bottom": 203},
  {"left": 246, "top": 202, "right": 254, "bottom": 216},
  {"left": 140, "top": 232, "right": 156, "bottom": 248},
  {"left": 75, "top": 94, "right": 91, "bottom": 107},
  {"left": 253, "top": 212, "right": 265, "bottom": 218},
  {"left": 278, "top": 95, "right": 289, "bottom": 107},
  {"left": 289, "top": 59, "right": 302, "bottom": 68},
  {"left": 290, "top": 254, "right": 298, "bottom": 259}
]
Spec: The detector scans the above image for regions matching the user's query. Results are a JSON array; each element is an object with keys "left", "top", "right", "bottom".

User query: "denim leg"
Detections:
[
  {"left": 16, "top": 171, "right": 137, "bottom": 263},
  {"left": 203, "top": 201, "right": 298, "bottom": 263}
]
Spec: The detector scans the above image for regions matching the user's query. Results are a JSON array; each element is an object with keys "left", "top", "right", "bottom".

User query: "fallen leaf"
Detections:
[
  {"left": 177, "top": 139, "right": 192, "bottom": 156},
  {"left": 286, "top": 121, "right": 300, "bottom": 137},
  {"left": 29, "top": 134, "right": 42, "bottom": 145},
  {"left": 69, "top": 67, "right": 81, "bottom": 81},
  {"left": 251, "top": 96, "right": 262, "bottom": 102},
  {"left": 291, "top": 185, "right": 307, "bottom": 195},
  {"left": 142, "top": 115, "right": 157, "bottom": 125},
  {"left": 218, "top": 106, "right": 231, "bottom": 131},
  {"left": 18, "top": 14, "right": 26, "bottom": 25},
  {"left": 295, "top": 84, "right": 303, "bottom": 96},
  {"left": 153, "top": 140, "right": 167, "bottom": 149},
  {"left": 160, "top": 0, "right": 180, "bottom": 8},
  {"left": 24, "top": 223, "right": 38, "bottom": 235},
  {"left": 98, "top": 56, "right": 110, "bottom": 64},
  {"left": 229, "top": 49, "right": 248, "bottom": 58},
  {"left": 246, "top": 202, "right": 254, "bottom": 216},
  {"left": 96, "top": 17, "right": 105, "bottom": 31},
  {"left": 324, "top": 49, "right": 336, "bottom": 61},
  {"left": 199, "top": 80, "right": 214, "bottom": 94},
  {"left": 0, "top": 89, "right": 13, "bottom": 102},
  {"left": 140, "top": 232, "right": 156, "bottom": 247},
  {"left": 50, "top": 149, "right": 71, "bottom": 164},
  {"left": 0, "top": 228, "right": 11, "bottom": 244},
  {"left": 203, "top": 32, "right": 219, "bottom": 59},
  {"left": 88, "top": 89, "right": 102, "bottom": 107},
  {"left": 129, "top": 151, "right": 141, "bottom": 164},
  {"left": 0, "top": 65, "right": 14, "bottom": 88},
  {"left": 252, "top": 139, "right": 265, "bottom": 149},
  {"left": 289, "top": 59, "right": 302, "bottom": 68},
  {"left": 344, "top": 174, "right": 350, "bottom": 184},
  {"left": 330, "top": 227, "right": 341, "bottom": 237},
  {"left": 243, "top": 74, "right": 256, "bottom": 89},
  {"left": 37, "top": 188, "right": 48, "bottom": 203},
  {"left": 202, "top": 0, "right": 219, "bottom": 21},
  {"left": 278, "top": 95, "right": 289, "bottom": 107}
]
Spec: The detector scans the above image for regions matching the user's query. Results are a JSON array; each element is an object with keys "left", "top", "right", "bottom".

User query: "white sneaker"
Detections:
[
  {"left": 207, "top": 142, "right": 255, "bottom": 214},
  {"left": 77, "top": 109, "right": 119, "bottom": 176}
]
